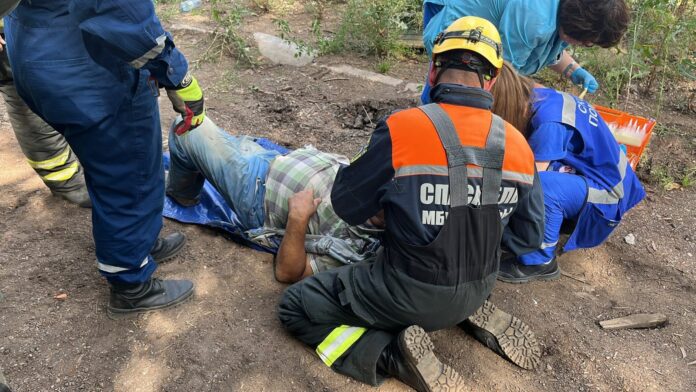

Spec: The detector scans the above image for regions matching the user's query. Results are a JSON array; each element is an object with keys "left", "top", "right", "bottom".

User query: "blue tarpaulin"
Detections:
[{"left": 162, "top": 138, "right": 289, "bottom": 253}]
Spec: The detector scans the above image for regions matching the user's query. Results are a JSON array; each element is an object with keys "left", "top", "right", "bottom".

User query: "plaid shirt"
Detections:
[{"left": 263, "top": 147, "right": 378, "bottom": 272}]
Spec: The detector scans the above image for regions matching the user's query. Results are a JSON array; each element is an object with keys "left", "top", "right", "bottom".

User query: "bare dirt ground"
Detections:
[{"left": 1, "top": 6, "right": 695, "bottom": 392}]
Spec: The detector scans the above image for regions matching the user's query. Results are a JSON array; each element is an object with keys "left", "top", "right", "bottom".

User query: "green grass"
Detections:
[{"left": 198, "top": 1, "right": 256, "bottom": 67}]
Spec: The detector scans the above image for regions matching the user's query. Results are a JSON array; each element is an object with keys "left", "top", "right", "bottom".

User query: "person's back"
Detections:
[
  {"left": 423, "top": 0, "right": 563, "bottom": 75},
  {"left": 528, "top": 87, "right": 645, "bottom": 250},
  {"left": 332, "top": 85, "right": 542, "bottom": 289}
]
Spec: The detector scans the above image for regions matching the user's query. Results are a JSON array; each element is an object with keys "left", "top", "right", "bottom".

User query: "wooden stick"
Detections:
[
  {"left": 561, "top": 271, "right": 587, "bottom": 284},
  {"left": 599, "top": 313, "right": 668, "bottom": 330}
]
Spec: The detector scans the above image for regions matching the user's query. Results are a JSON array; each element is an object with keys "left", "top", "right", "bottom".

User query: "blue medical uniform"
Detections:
[
  {"left": 518, "top": 88, "right": 646, "bottom": 265},
  {"left": 4, "top": 1, "right": 188, "bottom": 284},
  {"left": 421, "top": 0, "right": 568, "bottom": 103}
]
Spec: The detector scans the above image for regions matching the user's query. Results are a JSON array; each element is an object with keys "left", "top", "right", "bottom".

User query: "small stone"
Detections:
[
  {"left": 546, "top": 364, "right": 553, "bottom": 371},
  {"left": 352, "top": 114, "right": 364, "bottom": 129},
  {"left": 624, "top": 233, "right": 636, "bottom": 245}
]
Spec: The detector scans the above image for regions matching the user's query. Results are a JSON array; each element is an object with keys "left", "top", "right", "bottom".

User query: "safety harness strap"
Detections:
[
  {"left": 419, "top": 103, "right": 505, "bottom": 207},
  {"left": 482, "top": 115, "right": 506, "bottom": 205}
]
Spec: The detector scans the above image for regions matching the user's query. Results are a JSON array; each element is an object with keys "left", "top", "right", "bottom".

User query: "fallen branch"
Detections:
[{"left": 561, "top": 271, "right": 587, "bottom": 284}]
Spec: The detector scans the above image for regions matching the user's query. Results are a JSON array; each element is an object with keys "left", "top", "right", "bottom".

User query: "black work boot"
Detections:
[
  {"left": 497, "top": 256, "right": 560, "bottom": 284},
  {"left": 459, "top": 300, "right": 541, "bottom": 370},
  {"left": 378, "top": 325, "right": 466, "bottom": 392},
  {"left": 151, "top": 232, "right": 187, "bottom": 263},
  {"left": 107, "top": 278, "right": 194, "bottom": 319},
  {"left": 51, "top": 187, "right": 91, "bottom": 208}
]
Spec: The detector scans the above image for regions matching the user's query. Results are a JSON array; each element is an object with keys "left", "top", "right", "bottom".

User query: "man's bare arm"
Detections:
[{"left": 274, "top": 189, "right": 320, "bottom": 283}]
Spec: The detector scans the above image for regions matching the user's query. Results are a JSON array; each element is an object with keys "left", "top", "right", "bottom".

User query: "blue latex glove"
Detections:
[{"left": 570, "top": 67, "right": 599, "bottom": 94}]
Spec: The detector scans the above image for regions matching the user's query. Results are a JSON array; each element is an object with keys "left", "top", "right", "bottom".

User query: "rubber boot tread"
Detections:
[
  {"left": 466, "top": 301, "right": 541, "bottom": 370},
  {"left": 400, "top": 326, "right": 467, "bottom": 392}
]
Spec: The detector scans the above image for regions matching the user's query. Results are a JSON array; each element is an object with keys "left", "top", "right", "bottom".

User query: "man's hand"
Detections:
[
  {"left": 275, "top": 189, "right": 320, "bottom": 284},
  {"left": 166, "top": 72, "right": 205, "bottom": 135},
  {"left": 0, "top": 35, "right": 5, "bottom": 52},
  {"left": 288, "top": 189, "right": 321, "bottom": 224}
]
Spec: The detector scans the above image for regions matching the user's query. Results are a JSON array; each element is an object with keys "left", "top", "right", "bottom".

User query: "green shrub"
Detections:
[
  {"left": 574, "top": 0, "right": 696, "bottom": 113},
  {"left": 321, "top": 0, "right": 421, "bottom": 57}
]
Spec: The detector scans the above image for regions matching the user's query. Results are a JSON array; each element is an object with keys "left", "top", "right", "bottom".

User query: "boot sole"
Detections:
[
  {"left": 496, "top": 266, "right": 561, "bottom": 284},
  {"left": 152, "top": 235, "right": 187, "bottom": 264},
  {"left": 399, "top": 325, "right": 467, "bottom": 392},
  {"left": 106, "top": 286, "right": 194, "bottom": 320},
  {"left": 465, "top": 300, "right": 541, "bottom": 370}
]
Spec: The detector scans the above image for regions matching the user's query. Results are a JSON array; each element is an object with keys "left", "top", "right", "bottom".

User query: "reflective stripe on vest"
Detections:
[
  {"left": 587, "top": 152, "right": 629, "bottom": 204},
  {"left": 316, "top": 325, "right": 367, "bottom": 367},
  {"left": 559, "top": 92, "right": 629, "bottom": 205},
  {"left": 394, "top": 164, "right": 534, "bottom": 185},
  {"left": 419, "top": 103, "right": 505, "bottom": 207}
]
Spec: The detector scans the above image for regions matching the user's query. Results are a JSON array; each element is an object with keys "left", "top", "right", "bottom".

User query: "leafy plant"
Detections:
[
  {"left": 199, "top": 1, "right": 256, "bottom": 67},
  {"left": 574, "top": 0, "right": 696, "bottom": 115}
]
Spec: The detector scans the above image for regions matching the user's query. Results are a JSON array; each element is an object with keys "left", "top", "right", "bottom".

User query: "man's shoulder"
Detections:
[{"left": 386, "top": 106, "right": 428, "bottom": 123}]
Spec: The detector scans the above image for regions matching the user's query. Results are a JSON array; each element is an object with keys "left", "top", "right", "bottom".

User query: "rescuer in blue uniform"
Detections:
[
  {"left": 491, "top": 63, "right": 646, "bottom": 282},
  {"left": 420, "top": 0, "right": 632, "bottom": 103},
  {"left": 2, "top": 0, "right": 206, "bottom": 316}
]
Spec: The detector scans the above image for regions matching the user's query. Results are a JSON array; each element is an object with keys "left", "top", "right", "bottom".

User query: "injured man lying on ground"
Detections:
[
  {"left": 164, "top": 116, "right": 543, "bottom": 370},
  {"left": 165, "top": 116, "right": 383, "bottom": 284}
]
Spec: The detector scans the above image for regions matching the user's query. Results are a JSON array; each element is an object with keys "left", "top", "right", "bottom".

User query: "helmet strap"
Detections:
[{"left": 434, "top": 59, "right": 491, "bottom": 89}]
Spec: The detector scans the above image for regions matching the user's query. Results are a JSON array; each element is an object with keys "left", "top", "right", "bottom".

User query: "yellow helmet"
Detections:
[{"left": 432, "top": 16, "right": 503, "bottom": 70}]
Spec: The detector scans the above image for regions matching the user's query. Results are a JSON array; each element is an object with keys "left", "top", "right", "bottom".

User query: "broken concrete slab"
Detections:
[
  {"left": 254, "top": 32, "right": 315, "bottom": 67},
  {"left": 322, "top": 65, "right": 403, "bottom": 87},
  {"left": 402, "top": 82, "right": 422, "bottom": 93},
  {"left": 169, "top": 23, "right": 215, "bottom": 35},
  {"left": 599, "top": 313, "right": 668, "bottom": 330}
]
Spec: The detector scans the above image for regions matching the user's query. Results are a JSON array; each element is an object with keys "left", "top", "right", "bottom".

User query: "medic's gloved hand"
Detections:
[
  {"left": 570, "top": 67, "right": 599, "bottom": 94},
  {"left": 166, "top": 72, "right": 205, "bottom": 135}
]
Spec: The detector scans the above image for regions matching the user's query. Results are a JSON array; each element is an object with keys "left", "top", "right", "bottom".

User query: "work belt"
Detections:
[{"left": 386, "top": 103, "right": 506, "bottom": 286}]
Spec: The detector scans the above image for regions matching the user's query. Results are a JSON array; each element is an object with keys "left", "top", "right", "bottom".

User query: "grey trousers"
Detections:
[{"left": 0, "top": 44, "right": 83, "bottom": 192}]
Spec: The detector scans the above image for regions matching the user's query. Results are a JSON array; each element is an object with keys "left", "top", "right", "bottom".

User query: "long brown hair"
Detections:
[{"left": 491, "top": 62, "right": 536, "bottom": 136}]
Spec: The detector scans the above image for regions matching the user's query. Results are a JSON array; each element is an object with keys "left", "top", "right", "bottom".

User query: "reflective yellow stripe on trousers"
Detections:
[
  {"left": 316, "top": 325, "right": 367, "bottom": 367},
  {"left": 26, "top": 147, "right": 70, "bottom": 170},
  {"left": 42, "top": 162, "right": 79, "bottom": 182}
]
